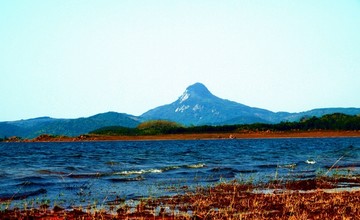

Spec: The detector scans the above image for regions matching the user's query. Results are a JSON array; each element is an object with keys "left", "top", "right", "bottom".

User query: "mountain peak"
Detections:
[
  {"left": 186, "top": 82, "right": 209, "bottom": 93},
  {"left": 142, "top": 82, "right": 274, "bottom": 125},
  {"left": 178, "top": 83, "right": 214, "bottom": 103}
]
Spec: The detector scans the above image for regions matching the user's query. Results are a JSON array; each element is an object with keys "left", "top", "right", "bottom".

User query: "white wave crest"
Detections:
[
  {"left": 305, "top": 159, "right": 316, "bottom": 164},
  {"left": 116, "top": 169, "right": 163, "bottom": 175},
  {"left": 186, "top": 163, "right": 206, "bottom": 168}
]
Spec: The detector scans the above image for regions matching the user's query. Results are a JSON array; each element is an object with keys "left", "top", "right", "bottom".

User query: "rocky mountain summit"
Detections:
[
  {"left": 141, "top": 83, "right": 276, "bottom": 125},
  {"left": 142, "top": 82, "right": 360, "bottom": 126}
]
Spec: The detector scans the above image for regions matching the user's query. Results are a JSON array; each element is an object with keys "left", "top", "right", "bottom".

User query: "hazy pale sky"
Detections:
[{"left": 1, "top": 0, "right": 360, "bottom": 121}]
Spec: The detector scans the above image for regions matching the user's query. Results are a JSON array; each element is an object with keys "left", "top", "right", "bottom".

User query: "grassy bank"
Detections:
[{"left": 1, "top": 175, "right": 360, "bottom": 219}]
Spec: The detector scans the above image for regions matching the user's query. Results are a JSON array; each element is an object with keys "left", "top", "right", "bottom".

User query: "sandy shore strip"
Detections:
[{"left": 12, "top": 130, "right": 360, "bottom": 142}]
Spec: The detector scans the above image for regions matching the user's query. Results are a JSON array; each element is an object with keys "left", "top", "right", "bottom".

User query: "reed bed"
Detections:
[{"left": 1, "top": 175, "right": 360, "bottom": 219}]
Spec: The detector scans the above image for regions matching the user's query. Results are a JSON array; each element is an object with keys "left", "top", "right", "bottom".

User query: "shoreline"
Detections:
[
  {"left": 2, "top": 132, "right": 360, "bottom": 218},
  {"left": 10, "top": 130, "right": 360, "bottom": 142},
  {"left": 1, "top": 176, "right": 360, "bottom": 219}
]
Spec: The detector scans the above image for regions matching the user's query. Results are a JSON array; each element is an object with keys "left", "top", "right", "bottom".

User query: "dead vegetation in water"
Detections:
[
  {"left": 1, "top": 176, "right": 360, "bottom": 219},
  {"left": 141, "top": 177, "right": 360, "bottom": 219}
]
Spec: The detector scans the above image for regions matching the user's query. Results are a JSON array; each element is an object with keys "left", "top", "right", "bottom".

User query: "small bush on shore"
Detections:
[{"left": 137, "top": 120, "right": 184, "bottom": 135}]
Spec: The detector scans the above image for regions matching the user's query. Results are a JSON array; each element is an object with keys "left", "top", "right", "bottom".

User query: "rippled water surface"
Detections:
[{"left": 1, "top": 138, "right": 360, "bottom": 208}]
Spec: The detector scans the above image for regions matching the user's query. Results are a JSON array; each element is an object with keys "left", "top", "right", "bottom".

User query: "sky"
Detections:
[{"left": 1, "top": 0, "right": 360, "bottom": 121}]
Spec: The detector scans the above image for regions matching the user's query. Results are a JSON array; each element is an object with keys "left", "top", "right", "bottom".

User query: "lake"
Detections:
[{"left": 1, "top": 137, "right": 360, "bottom": 209}]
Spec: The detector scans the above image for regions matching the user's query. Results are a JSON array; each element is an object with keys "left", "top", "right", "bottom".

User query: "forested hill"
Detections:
[{"left": 90, "top": 113, "right": 360, "bottom": 136}]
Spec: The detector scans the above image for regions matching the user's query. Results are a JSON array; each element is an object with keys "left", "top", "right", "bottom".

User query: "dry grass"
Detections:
[
  {"left": 143, "top": 178, "right": 360, "bottom": 219},
  {"left": 1, "top": 177, "right": 360, "bottom": 219}
]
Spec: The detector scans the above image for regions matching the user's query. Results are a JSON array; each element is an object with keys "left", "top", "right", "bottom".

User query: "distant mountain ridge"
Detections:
[
  {"left": 0, "top": 112, "right": 141, "bottom": 138},
  {"left": 1, "top": 82, "right": 360, "bottom": 138},
  {"left": 141, "top": 83, "right": 275, "bottom": 125},
  {"left": 141, "top": 83, "right": 360, "bottom": 125}
]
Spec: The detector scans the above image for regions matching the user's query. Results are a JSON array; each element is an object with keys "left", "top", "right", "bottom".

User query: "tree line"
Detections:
[{"left": 90, "top": 113, "right": 360, "bottom": 136}]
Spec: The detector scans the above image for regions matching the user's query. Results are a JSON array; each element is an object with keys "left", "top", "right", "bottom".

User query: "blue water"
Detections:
[{"left": 1, "top": 138, "right": 360, "bottom": 209}]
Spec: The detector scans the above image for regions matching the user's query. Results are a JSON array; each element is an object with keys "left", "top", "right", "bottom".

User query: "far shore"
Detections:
[{"left": 6, "top": 130, "right": 360, "bottom": 142}]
